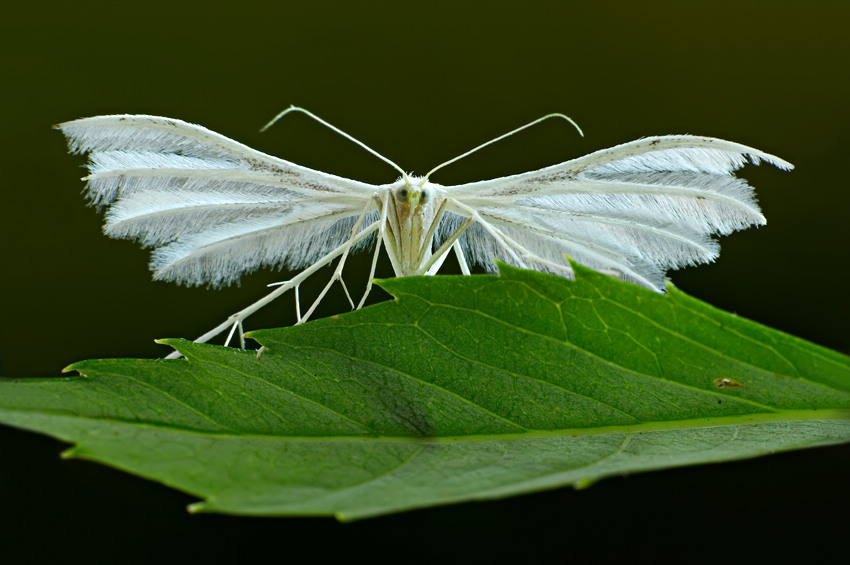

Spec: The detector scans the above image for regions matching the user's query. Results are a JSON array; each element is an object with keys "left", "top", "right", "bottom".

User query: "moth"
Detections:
[{"left": 57, "top": 108, "right": 792, "bottom": 357}]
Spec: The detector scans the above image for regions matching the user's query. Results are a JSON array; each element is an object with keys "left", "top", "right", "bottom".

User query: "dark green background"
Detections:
[{"left": 2, "top": 1, "right": 847, "bottom": 562}]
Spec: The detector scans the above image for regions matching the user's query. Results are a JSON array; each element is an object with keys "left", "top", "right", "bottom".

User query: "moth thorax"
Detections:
[{"left": 386, "top": 178, "right": 444, "bottom": 276}]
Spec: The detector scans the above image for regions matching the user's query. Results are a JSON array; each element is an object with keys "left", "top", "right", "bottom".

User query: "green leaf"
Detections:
[{"left": 1, "top": 262, "right": 848, "bottom": 520}]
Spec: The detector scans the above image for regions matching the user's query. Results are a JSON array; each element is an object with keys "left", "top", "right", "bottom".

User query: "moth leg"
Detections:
[
  {"left": 299, "top": 253, "right": 350, "bottom": 323},
  {"left": 597, "top": 268, "right": 622, "bottom": 279},
  {"left": 425, "top": 237, "right": 470, "bottom": 276},
  {"left": 446, "top": 200, "right": 527, "bottom": 268},
  {"left": 480, "top": 223, "right": 577, "bottom": 276},
  {"left": 416, "top": 198, "right": 449, "bottom": 268},
  {"left": 420, "top": 209, "right": 475, "bottom": 275},
  {"left": 356, "top": 236, "right": 383, "bottom": 309},
  {"left": 163, "top": 218, "right": 382, "bottom": 359},
  {"left": 300, "top": 198, "right": 374, "bottom": 323},
  {"left": 238, "top": 320, "right": 246, "bottom": 349},
  {"left": 471, "top": 220, "right": 577, "bottom": 277},
  {"left": 294, "top": 283, "right": 302, "bottom": 323},
  {"left": 453, "top": 241, "right": 471, "bottom": 275},
  {"left": 474, "top": 219, "right": 528, "bottom": 268},
  {"left": 224, "top": 320, "right": 240, "bottom": 347},
  {"left": 425, "top": 248, "right": 451, "bottom": 276},
  {"left": 339, "top": 277, "right": 355, "bottom": 309},
  {"left": 358, "top": 193, "right": 390, "bottom": 309}
]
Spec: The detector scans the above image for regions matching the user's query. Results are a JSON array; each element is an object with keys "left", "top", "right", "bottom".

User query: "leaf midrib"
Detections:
[{"left": 2, "top": 408, "right": 846, "bottom": 443}]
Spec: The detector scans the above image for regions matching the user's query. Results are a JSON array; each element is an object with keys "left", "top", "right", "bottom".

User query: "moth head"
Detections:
[{"left": 394, "top": 177, "right": 432, "bottom": 207}]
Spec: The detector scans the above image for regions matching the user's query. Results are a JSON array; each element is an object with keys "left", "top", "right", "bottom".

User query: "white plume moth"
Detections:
[{"left": 57, "top": 108, "right": 792, "bottom": 359}]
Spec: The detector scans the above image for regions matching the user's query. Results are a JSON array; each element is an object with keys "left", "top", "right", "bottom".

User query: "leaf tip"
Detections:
[
  {"left": 61, "top": 363, "right": 82, "bottom": 375},
  {"left": 155, "top": 338, "right": 196, "bottom": 359},
  {"left": 369, "top": 276, "right": 402, "bottom": 298},
  {"left": 494, "top": 256, "right": 597, "bottom": 284},
  {"left": 492, "top": 259, "right": 519, "bottom": 274}
]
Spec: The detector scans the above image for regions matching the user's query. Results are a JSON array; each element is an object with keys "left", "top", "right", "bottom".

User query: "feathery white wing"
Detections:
[
  {"left": 442, "top": 135, "right": 793, "bottom": 291},
  {"left": 58, "top": 115, "right": 378, "bottom": 287}
]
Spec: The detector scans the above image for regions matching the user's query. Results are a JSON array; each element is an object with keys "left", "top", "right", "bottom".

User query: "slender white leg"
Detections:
[
  {"left": 358, "top": 193, "right": 390, "bottom": 309},
  {"left": 224, "top": 320, "right": 239, "bottom": 347},
  {"left": 425, "top": 247, "right": 451, "bottom": 276},
  {"left": 462, "top": 217, "right": 575, "bottom": 277},
  {"left": 339, "top": 277, "right": 355, "bottom": 309},
  {"left": 475, "top": 219, "right": 527, "bottom": 268},
  {"left": 453, "top": 241, "right": 471, "bottom": 275},
  {"left": 421, "top": 211, "right": 475, "bottom": 274},
  {"left": 448, "top": 200, "right": 567, "bottom": 272},
  {"left": 382, "top": 233, "right": 403, "bottom": 277},
  {"left": 381, "top": 198, "right": 404, "bottom": 277},
  {"left": 482, "top": 221, "right": 575, "bottom": 274},
  {"left": 163, "top": 219, "right": 382, "bottom": 359},
  {"left": 299, "top": 199, "right": 374, "bottom": 323},
  {"left": 416, "top": 199, "right": 448, "bottom": 267},
  {"left": 452, "top": 201, "right": 525, "bottom": 267},
  {"left": 294, "top": 284, "right": 302, "bottom": 322}
]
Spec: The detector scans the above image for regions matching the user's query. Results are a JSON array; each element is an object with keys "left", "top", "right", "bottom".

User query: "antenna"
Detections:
[
  {"left": 424, "top": 113, "right": 584, "bottom": 181},
  {"left": 262, "top": 106, "right": 407, "bottom": 178}
]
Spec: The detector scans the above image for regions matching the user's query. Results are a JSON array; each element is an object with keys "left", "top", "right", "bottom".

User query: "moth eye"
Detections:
[
  {"left": 396, "top": 187, "right": 409, "bottom": 201},
  {"left": 420, "top": 189, "right": 430, "bottom": 204}
]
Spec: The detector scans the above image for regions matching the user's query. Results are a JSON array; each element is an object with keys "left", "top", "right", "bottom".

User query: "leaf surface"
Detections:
[{"left": 1, "top": 262, "right": 848, "bottom": 520}]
